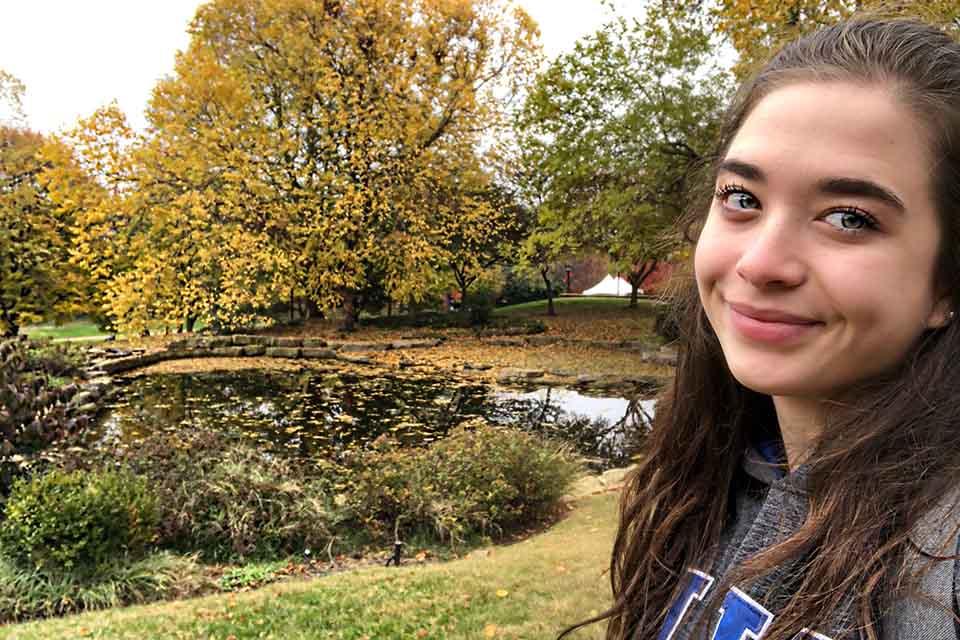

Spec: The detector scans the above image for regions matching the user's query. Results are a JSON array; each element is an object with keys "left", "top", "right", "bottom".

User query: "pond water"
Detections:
[{"left": 91, "top": 369, "right": 658, "bottom": 470}]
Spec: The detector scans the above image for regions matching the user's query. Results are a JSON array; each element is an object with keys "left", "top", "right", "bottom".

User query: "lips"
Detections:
[
  {"left": 726, "top": 301, "right": 823, "bottom": 343},
  {"left": 727, "top": 302, "right": 820, "bottom": 325}
]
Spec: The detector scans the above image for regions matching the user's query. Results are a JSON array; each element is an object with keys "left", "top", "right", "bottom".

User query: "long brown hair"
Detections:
[{"left": 565, "top": 17, "right": 960, "bottom": 640}]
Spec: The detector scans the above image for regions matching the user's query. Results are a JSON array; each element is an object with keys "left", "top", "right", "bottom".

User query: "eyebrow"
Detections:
[{"left": 718, "top": 159, "right": 906, "bottom": 214}]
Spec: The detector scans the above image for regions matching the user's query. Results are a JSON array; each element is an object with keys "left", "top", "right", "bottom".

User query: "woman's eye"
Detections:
[
  {"left": 822, "top": 209, "right": 879, "bottom": 234},
  {"left": 715, "top": 185, "right": 759, "bottom": 211}
]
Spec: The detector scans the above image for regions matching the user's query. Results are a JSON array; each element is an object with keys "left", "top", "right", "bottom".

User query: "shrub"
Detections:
[
  {"left": 653, "top": 302, "right": 680, "bottom": 343},
  {"left": 78, "top": 430, "right": 338, "bottom": 561},
  {"left": 24, "top": 341, "right": 87, "bottom": 378},
  {"left": 0, "top": 551, "right": 210, "bottom": 624},
  {"left": 498, "top": 267, "right": 551, "bottom": 307},
  {"left": 0, "top": 338, "right": 86, "bottom": 496},
  {"left": 0, "top": 469, "right": 159, "bottom": 577},
  {"left": 345, "top": 422, "right": 582, "bottom": 545}
]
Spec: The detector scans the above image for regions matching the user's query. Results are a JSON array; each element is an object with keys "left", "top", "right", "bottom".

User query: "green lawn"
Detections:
[
  {"left": 22, "top": 320, "right": 110, "bottom": 342},
  {"left": 494, "top": 296, "right": 657, "bottom": 317},
  {"left": 0, "top": 493, "right": 618, "bottom": 640}
]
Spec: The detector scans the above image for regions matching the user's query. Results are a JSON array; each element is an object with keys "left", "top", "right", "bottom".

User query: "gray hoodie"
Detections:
[{"left": 655, "top": 447, "right": 960, "bottom": 640}]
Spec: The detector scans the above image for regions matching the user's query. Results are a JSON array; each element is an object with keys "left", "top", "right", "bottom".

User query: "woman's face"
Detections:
[{"left": 694, "top": 81, "right": 950, "bottom": 398}]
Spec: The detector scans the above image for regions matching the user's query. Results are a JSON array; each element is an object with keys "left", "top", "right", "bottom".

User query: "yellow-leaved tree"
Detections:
[
  {"left": 39, "top": 105, "right": 141, "bottom": 331},
  {"left": 0, "top": 126, "right": 72, "bottom": 336},
  {"left": 713, "top": 0, "right": 960, "bottom": 77},
  {"left": 144, "top": 0, "right": 541, "bottom": 330}
]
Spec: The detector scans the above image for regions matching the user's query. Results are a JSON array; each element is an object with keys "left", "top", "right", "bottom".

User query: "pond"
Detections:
[{"left": 90, "top": 368, "right": 659, "bottom": 470}]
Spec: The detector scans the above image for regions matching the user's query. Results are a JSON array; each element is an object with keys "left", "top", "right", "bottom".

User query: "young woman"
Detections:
[{"left": 571, "top": 17, "right": 960, "bottom": 640}]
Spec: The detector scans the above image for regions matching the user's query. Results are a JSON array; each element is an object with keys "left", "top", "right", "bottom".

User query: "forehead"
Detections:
[{"left": 725, "top": 81, "right": 934, "bottom": 200}]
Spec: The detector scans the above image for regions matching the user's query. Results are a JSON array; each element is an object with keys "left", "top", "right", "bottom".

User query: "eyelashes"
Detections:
[
  {"left": 712, "top": 182, "right": 881, "bottom": 235},
  {"left": 714, "top": 183, "right": 748, "bottom": 200}
]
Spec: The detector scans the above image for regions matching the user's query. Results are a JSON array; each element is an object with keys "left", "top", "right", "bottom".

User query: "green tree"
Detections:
[
  {"left": 435, "top": 165, "right": 529, "bottom": 305},
  {"left": 518, "top": 1, "right": 724, "bottom": 307}
]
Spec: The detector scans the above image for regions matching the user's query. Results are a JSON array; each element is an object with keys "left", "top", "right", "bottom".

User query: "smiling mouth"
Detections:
[{"left": 726, "top": 301, "right": 823, "bottom": 343}]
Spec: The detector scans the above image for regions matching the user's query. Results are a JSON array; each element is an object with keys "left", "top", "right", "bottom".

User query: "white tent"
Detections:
[{"left": 581, "top": 274, "right": 635, "bottom": 297}]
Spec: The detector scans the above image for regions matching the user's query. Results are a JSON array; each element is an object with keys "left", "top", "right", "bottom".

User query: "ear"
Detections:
[{"left": 926, "top": 295, "right": 953, "bottom": 329}]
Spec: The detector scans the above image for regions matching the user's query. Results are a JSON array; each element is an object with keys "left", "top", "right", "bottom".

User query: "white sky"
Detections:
[{"left": 0, "top": 0, "right": 645, "bottom": 134}]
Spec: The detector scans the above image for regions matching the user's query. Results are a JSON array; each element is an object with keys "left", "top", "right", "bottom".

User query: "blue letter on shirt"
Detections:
[
  {"left": 710, "top": 587, "right": 774, "bottom": 640},
  {"left": 659, "top": 569, "right": 715, "bottom": 640}
]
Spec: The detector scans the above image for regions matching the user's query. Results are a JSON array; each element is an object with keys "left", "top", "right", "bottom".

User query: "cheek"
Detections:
[{"left": 693, "top": 214, "right": 735, "bottom": 292}]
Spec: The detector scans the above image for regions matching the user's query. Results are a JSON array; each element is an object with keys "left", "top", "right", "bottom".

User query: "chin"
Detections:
[{"left": 725, "top": 360, "right": 821, "bottom": 397}]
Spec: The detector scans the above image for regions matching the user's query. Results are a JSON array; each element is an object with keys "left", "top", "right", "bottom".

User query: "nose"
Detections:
[{"left": 734, "top": 216, "right": 807, "bottom": 289}]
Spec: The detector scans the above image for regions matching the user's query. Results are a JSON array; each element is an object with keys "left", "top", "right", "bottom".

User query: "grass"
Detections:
[
  {"left": 0, "top": 492, "right": 618, "bottom": 640},
  {"left": 493, "top": 296, "right": 657, "bottom": 317},
  {"left": 22, "top": 320, "right": 110, "bottom": 342}
]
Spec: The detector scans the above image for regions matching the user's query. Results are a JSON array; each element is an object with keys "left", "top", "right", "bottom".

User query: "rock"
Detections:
[
  {"left": 207, "top": 337, "right": 233, "bottom": 348},
  {"left": 137, "top": 352, "right": 168, "bottom": 367},
  {"left": 212, "top": 346, "right": 245, "bottom": 357},
  {"left": 302, "top": 348, "right": 337, "bottom": 360},
  {"left": 302, "top": 337, "right": 327, "bottom": 348},
  {"left": 575, "top": 374, "right": 599, "bottom": 385},
  {"left": 83, "top": 369, "right": 108, "bottom": 379},
  {"left": 484, "top": 337, "right": 526, "bottom": 347},
  {"left": 241, "top": 345, "right": 266, "bottom": 357},
  {"left": 337, "top": 342, "right": 388, "bottom": 352},
  {"left": 75, "top": 403, "right": 99, "bottom": 416},
  {"left": 265, "top": 347, "right": 301, "bottom": 359},
  {"left": 70, "top": 391, "right": 95, "bottom": 406},
  {"left": 547, "top": 369, "right": 575, "bottom": 378},
  {"left": 463, "top": 362, "right": 493, "bottom": 371},
  {"left": 398, "top": 358, "right": 416, "bottom": 369},
  {"left": 497, "top": 368, "right": 545, "bottom": 384},
  {"left": 167, "top": 339, "right": 190, "bottom": 351},
  {"left": 390, "top": 339, "right": 441, "bottom": 350},
  {"left": 86, "top": 377, "right": 113, "bottom": 393},
  {"left": 525, "top": 335, "right": 560, "bottom": 346},
  {"left": 275, "top": 337, "right": 303, "bottom": 348},
  {"left": 231, "top": 334, "right": 257, "bottom": 346},
  {"left": 99, "top": 356, "right": 143, "bottom": 374},
  {"left": 339, "top": 354, "right": 373, "bottom": 365}
]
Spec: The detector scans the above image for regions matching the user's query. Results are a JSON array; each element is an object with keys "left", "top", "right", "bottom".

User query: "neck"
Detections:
[{"left": 772, "top": 395, "right": 827, "bottom": 471}]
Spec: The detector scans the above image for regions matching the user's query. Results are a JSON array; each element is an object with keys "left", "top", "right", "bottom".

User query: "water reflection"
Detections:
[
  {"left": 490, "top": 388, "right": 655, "bottom": 469},
  {"left": 93, "top": 369, "right": 657, "bottom": 470}
]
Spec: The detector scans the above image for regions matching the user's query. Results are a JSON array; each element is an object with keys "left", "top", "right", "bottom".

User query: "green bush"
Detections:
[
  {"left": 0, "top": 469, "right": 159, "bottom": 577},
  {"left": 345, "top": 422, "right": 582, "bottom": 545},
  {"left": 80, "top": 430, "right": 338, "bottom": 561},
  {"left": 653, "top": 302, "right": 680, "bottom": 343},
  {"left": 0, "top": 551, "right": 209, "bottom": 624},
  {"left": 24, "top": 341, "right": 86, "bottom": 378}
]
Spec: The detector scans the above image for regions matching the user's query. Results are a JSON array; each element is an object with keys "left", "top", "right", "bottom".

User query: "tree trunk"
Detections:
[
  {"left": 387, "top": 300, "right": 393, "bottom": 317},
  {"left": 185, "top": 315, "right": 197, "bottom": 333},
  {"left": 628, "top": 260, "right": 657, "bottom": 309},
  {"left": 305, "top": 298, "right": 322, "bottom": 321},
  {"left": 289, "top": 288, "right": 296, "bottom": 323},
  {"left": 339, "top": 290, "right": 358, "bottom": 332},
  {"left": 540, "top": 269, "right": 556, "bottom": 317}
]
